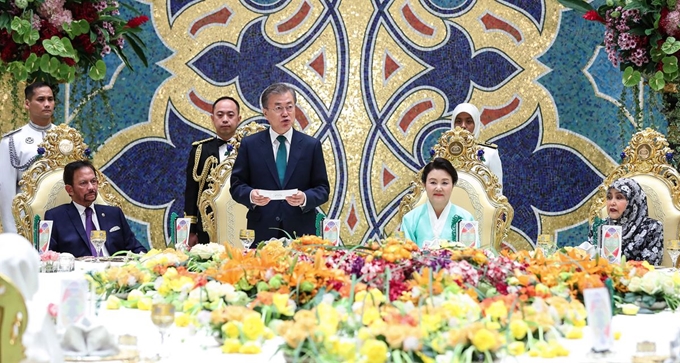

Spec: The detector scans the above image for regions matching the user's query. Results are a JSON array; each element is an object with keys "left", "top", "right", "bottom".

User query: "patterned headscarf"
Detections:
[
  {"left": 607, "top": 178, "right": 664, "bottom": 265},
  {"left": 451, "top": 103, "right": 482, "bottom": 138}
]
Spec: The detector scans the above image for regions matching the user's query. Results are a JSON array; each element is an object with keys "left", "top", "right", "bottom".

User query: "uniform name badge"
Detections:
[
  {"left": 323, "top": 219, "right": 341, "bottom": 246},
  {"left": 175, "top": 218, "right": 192, "bottom": 251},
  {"left": 599, "top": 225, "right": 622, "bottom": 263},
  {"left": 38, "top": 220, "right": 53, "bottom": 253},
  {"left": 458, "top": 221, "right": 479, "bottom": 248}
]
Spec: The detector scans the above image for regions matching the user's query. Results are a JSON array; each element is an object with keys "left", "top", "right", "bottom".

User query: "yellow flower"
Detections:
[
  {"left": 471, "top": 328, "right": 495, "bottom": 352},
  {"left": 337, "top": 340, "right": 356, "bottom": 361},
  {"left": 164, "top": 267, "right": 178, "bottom": 279},
  {"left": 137, "top": 297, "right": 153, "bottom": 311},
  {"left": 420, "top": 313, "right": 442, "bottom": 334},
  {"left": 357, "top": 327, "right": 372, "bottom": 341},
  {"left": 360, "top": 339, "right": 388, "bottom": 363},
  {"left": 221, "top": 339, "right": 241, "bottom": 354},
  {"left": 355, "top": 289, "right": 385, "bottom": 306},
  {"left": 565, "top": 327, "right": 583, "bottom": 339},
  {"left": 222, "top": 321, "right": 240, "bottom": 339},
  {"left": 316, "top": 303, "right": 339, "bottom": 336},
  {"left": 263, "top": 327, "right": 275, "bottom": 340},
  {"left": 183, "top": 298, "right": 199, "bottom": 313},
  {"left": 127, "top": 289, "right": 144, "bottom": 302},
  {"left": 272, "top": 293, "right": 294, "bottom": 316},
  {"left": 621, "top": 304, "right": 640, "bottom": 315},
  {"left": 486, "top": 300, "right": 507, "bottom": 321},
  {"left": 157, "top": 281, "right": 171, "bottom": 297},
  {"left": 175, "top": 313, "right": 192, "bottom": 327},
  {"left": 614, "top": 331, "right": 622, "bottom": 340},
  {"left": 509, "top": 319, "right": 529, "bottom": 340},
  {"left": 242, "top": 313, "right": 265, "bottom": 340},
  {"left": 105, "top": 295, "right": 121, "bottom": 310},
  {"left": 485, "top": 321, "right": 501, "bottom": 331},
  {"left": 361, "top": 306, "right": 381, "bottom": 326},
  {"left": 238, "top": 341, "right": 262, "bottom": 354},
  {"left": 507, "top": 341, "right": 525, "bottom": 356}
]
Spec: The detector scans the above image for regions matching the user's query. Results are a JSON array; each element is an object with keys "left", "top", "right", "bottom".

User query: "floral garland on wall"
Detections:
[
  {"left": 561, "top": 0, "right": 680, "bottom": 167},
  {"left": 0, "top": 0, "right": 148, "bottom": 84}
]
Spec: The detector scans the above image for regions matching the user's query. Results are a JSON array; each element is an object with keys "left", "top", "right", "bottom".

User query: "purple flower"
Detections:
[
  {"left": 620, "top": 151, "right": 626, "bottom": 161},
  {"left": 37, "top": 147, "right": 45, "bottom": 155},
  {"left": 477, "top": 148, "right": 485, "bottom": 162},
  {"left": 429, "top": 148, "right": 435, "bottom": 157},
  {"left": 227, "top": 144, "right": 234, "bottom": 153},
  {"left": 667, "top": 152, "right": 674, "bottom": 163},
  {"left": 84, "top": 148, "right": 92, "bottom": 157}
]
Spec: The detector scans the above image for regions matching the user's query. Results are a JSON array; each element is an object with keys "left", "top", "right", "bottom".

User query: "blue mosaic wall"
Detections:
[{"left": 39, "top": 0, "right": 669, "bottom": 248}]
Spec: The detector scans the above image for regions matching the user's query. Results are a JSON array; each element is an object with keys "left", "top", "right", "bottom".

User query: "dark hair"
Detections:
[
  {"left": 212, "top": 96, "right": 240, "bottom": 114},
  {"left": 421, "top": 157, "right": 458, "bottom": 185},
  {"left": 25, "top": 81, "right": 56, "bottom": 100},
  {"left": 64, "top": 160, "right": 97, "bottom": 186},
  {"left": 260, "top": 83, "right": 297, "bottom": 109}
]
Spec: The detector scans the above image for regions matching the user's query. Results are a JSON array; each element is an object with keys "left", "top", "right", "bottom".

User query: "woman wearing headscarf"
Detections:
[
  {"left": 451, "top": 103, "right": 503, "bottom": 186},
  {"left": 0, "top": 233, "right": 63, "bottom": 363},
  {"left": 401, "top": 158, "right": 477, "bottom": 247},
  {"left": 594, "top": 178, "right": 664, "bottom": 265}
]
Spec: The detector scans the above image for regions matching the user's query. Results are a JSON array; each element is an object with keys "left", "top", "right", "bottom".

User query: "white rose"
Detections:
[
  {"left": 204, "top": 280, "right": 223, "bottom": 301},
  {"left": 627, "top": 276, "right": 641, "bottom": 292},
  {"left": 660, "top": 275, "right": 675, "bottom": 295},
  {"left": 188, "top": 288, "right": 202, "bottom": 302},
  {"left": 640, "top": 273, "right": 660, "bottom": 295}
]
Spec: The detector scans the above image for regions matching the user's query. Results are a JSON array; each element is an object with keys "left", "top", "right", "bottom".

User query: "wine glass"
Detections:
[
  {"left": 90, "top": 230, "right": 107, "bottom": 262},
  {"left": 151, "top": 302, "right": 175, "bottom": 359},
  {"left": 239, "top": 229, "right": 255, "bottom": 249},
  {"left": 668, "top": 240, "right": 680, "bottom": 270}
]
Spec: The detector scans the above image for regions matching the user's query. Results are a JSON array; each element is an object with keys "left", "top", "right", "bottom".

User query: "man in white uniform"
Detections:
[{"left": 0, "top": 82, "right": 56, "bottom": 233}]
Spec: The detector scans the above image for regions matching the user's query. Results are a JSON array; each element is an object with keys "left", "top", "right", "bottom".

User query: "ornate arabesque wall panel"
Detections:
[{"left": 1, "top": 0, "right": 668, "bottom": 247}]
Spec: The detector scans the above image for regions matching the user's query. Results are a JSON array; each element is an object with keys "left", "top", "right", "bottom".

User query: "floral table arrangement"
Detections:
[
  {"left": 0, "top": 0, "right": 149, "bottom": 83},
  {"left": 83, "top": 238, "right": 680, "bottom": 362}
]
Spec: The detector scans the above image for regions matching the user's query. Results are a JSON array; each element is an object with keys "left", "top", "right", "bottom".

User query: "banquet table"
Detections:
[{"left": 38, "top": 266, "right": 680, "bottom": 363}]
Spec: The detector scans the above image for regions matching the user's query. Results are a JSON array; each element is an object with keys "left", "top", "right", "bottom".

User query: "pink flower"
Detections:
[
  {"left": 41, "top": 250, "right": 60, "bottom": 262},
  {"left": 47, "top": 303, "right": 58, "bottom": 318}
]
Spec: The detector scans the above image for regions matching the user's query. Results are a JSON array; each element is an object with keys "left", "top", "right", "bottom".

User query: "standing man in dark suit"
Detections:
[
  {"left": 45, "top": 160, "right": 147, "bottom": 257},
  {"left": 230, "top": 83, "right": 330, "bottom": 243},
  {"left": 184, "top": 96, "right": 242, "bottom": 248}
]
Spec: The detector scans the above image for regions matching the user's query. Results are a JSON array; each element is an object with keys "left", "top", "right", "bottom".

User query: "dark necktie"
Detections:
[
  {"left": 85, "top": 207, "right": 97, "bottom": 256},
  {"left": 276, "top": 135, "right": 287, "bottom": 185}
]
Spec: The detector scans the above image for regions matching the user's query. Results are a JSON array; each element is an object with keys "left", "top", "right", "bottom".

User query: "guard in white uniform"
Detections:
[
  {"left": 451, "top": 102, "right": 504, "bottom": 187},
  {"left": 0, "top": 82, "right": 55, "bottom": 233}
]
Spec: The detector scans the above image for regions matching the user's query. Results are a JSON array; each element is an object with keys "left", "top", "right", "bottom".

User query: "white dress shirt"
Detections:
[
  {"left": 218, "top": 137, "right": 236, "bottom": 163},
  {"left": 73, "top": 202, "right": 110, "bottom": 256},
  {"left": 269, "top": 127, "right": 293, "bottom": 162}
]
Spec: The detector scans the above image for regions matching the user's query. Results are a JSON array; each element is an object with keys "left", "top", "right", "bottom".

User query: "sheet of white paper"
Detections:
[{"left": 259, "top": 189, "right": 299, "bottom": 200}]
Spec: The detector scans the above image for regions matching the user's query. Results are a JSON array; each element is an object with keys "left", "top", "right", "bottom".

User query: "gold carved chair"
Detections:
[
  {"left": 397, "top": 128, "right": 525, "bottom": 252},
  {"left": 12, "top": 124, "right": 120, "bottom": 245},
  {"left": 199, "top": 123, "right": 267, "bottom": 248},
  {"left": 589, "top": 128, "right": 680, "bottom": 267},
  {"left": 0, "top": 273, "right": 28, "bottom": 363}
]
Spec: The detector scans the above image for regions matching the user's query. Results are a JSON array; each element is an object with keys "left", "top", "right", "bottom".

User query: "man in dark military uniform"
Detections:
[
  {"left": 0, "top": 82, "right": 56, "bottom": 233},
  {"left": 184, "top": 96, "right": 241, "bottom": 247}
]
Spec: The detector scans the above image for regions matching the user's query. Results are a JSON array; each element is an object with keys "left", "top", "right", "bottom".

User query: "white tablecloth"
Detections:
[{"left": 38, "top": 271, "right": 680, "bottom": 363}]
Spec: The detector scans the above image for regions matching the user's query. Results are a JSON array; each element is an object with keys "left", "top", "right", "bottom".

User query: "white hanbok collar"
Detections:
[{"left": 426, "top": 201, "right": 451, "bottom": 240}]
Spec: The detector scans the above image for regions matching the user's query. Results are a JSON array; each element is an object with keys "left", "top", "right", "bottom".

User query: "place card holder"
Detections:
[
  {"left": 457, "top": 221, "right": 479, "bottom": 248},
  {"left": 175, "top": 218, "right": 191, "bottom": 252},
  {"left": 599, "top": 225, "right": 623, "bottom": 263},
  {"left": 38, "top": 220, "right": 53, "bottom": 253},
  {"left": 322, "top": 219, "right": 341, "bottom": 246}
]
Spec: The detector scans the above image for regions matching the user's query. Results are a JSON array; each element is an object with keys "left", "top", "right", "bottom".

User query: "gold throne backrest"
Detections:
[
  {"left": 12, "top": 124, "right": 121, "bottom": 243},
  {"left": 589, "top": 128, "right": 680, "bottom": 267},
  {"left": 397, "top": 128, "right": 525, "bottom": 251},
  {"left": 0, "top": 273, "right": 28, "bottom": 363},
  {"left": 199, "top": 123, "right": 267, "bottom": 248}
]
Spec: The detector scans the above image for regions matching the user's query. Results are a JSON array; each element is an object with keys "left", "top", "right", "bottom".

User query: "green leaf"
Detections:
[
  {"left": 39, "top": 54, "right": 50, "bottom": 73},
  {"left": 662, "top": 37, "right": 680, "bottom": 54},
  {"left": 651, "top": 47, "right": 665, "bottom": 62},
  {"left": 622, "top": 66, "right": 641, "bottom": 87},
  {"left": 23, "top": 29, "right": 39, "bottom": 46},
  {"left": 0, "top": 13, "right": 11, "bottom": 31},
  {"left": 9, "top": 62, "right": 27, "bottom": 81},
  {"left": 49, "top": 57, "right": 60, "bottom": 73},
  {"left": 649, "top": 71, "right": 666, "bottom": 91},
  {"left": 555, "top": 0, "right": 593, "bottom": 13},
  {"left": 24, "top": 53, "right": 38, "bottom": 72},
  {"left": 663, "top": 56, "right": 678, "bottom": 73},
  {"left": 88, "top": 59, "right": 106, "bottom": 80},
  {"left": 123, "top": 33, "right": 148, "bottom": 67}
]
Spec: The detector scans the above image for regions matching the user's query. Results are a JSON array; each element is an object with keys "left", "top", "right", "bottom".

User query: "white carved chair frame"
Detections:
[
  {"left": 12, "top": 124, "right": 120, "bottom": 244},
  {"left": 199, "top": 123, "right": 267, "bottom": 248},
  {"left": 589, "top": 128, "right": 680, "bottom": 267},
  {"left": 397, "top": 128, "right": 524, "bottom": 252}
]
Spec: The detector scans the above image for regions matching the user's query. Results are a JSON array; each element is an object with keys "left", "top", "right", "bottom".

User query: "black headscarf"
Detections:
[{"left": 607, "top": 178, "right": 664, "bottom": 265}]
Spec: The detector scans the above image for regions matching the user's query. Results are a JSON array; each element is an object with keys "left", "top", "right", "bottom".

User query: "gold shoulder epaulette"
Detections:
[
  {"left": 2, "top": 128, "right": 20, "bottom": 138},
  {"left": 478, "top": 141, "right": 498, "bottom": 149},
  {"left": 192, "top": 137, "right": 213, "bottom": 146}
]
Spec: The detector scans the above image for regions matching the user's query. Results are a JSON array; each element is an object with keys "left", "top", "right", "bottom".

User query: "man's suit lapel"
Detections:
[
  {"left": 260, "top": 131, "right": 281, "bottom": 187},
  {"left": 67, "top": 203, "right": 90, "bottom": 251},
  {"left": 283, "top": 131, "right": 303, "bottom": 187}
]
